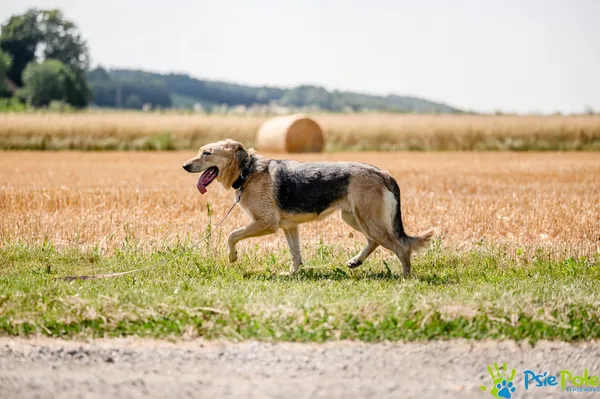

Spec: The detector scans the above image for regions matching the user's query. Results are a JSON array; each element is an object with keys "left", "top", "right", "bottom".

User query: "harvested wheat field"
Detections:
[
  {"left": 1, "top": 112, "right": 600, "bottom": 151},
  {"left": 1, "top": 151, "right": 598, "bottom": 255}
]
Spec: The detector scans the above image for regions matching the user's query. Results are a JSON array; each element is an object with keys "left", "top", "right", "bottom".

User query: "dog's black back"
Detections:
[{"left": 270, "top": 160, "right": 352, "bottom": 214}]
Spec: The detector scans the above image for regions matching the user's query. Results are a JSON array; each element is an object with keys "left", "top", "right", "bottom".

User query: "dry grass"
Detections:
[
  {"left": 1, "top": 112, "right": 600, "bottom": 150},
  {"left": 1, "top": 151, "right": 598, "bottom": 257}
]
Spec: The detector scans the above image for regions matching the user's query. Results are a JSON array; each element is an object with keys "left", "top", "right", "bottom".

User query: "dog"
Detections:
[{"left": 183, "top": 139, "right": 433, "bottom": 275}]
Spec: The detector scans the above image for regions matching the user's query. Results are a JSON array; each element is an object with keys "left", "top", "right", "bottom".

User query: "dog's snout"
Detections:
[
  {"left": 183, "top": 158, "right": 202, "bottom": 173},
  {"left": 183, "top": 161, "right": 193, "bottom": 172}
]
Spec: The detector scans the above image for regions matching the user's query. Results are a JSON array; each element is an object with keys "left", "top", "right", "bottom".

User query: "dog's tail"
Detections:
[
  {"left": 387, "top": 176, "right": 434, "bottom": 252},
  {"left": 403, "top": 229, "right": 434, "bottom": 252}
]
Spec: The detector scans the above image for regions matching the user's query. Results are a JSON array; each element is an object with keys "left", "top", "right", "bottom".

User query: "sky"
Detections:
[{"left": 2, "top": 0, "right": 599, "bottom": 114}]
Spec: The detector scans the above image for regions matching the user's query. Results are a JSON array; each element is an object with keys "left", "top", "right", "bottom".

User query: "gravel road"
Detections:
[{"left": 1, "top": 338, "right": 599, "bottom": 398}]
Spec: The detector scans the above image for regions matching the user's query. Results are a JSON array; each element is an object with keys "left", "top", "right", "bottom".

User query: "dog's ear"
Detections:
[{"left": 226, "top": 141, "right": 248, "bottom": 169}]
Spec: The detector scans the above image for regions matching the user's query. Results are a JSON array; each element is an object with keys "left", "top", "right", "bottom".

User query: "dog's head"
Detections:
[{"left": 182, "top": 139, "right": 248, "bottom": 194}]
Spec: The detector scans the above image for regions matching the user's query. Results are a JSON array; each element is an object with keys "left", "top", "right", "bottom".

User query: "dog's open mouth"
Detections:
[{"left": 197, "top": 166, "right": 218, "bottom": 194}]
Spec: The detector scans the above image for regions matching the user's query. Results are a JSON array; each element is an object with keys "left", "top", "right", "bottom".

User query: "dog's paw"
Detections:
[
  {"left": 228, "top": 250, "right": 238, "bottom": 263},
  {"left": 289, "top": 262, "right": 302, "bottom": 275},
  {"left": 280, "top": 262, "right": 302, "bottom": 276},
  {"left": 347, "top": 259, "right": 363, "bottom": 269}
]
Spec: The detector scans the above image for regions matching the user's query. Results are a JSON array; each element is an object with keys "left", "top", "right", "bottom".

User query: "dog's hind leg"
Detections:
[
  {"left": 363, "top": 232, "right": 412, "bottom": 276},
  {"left": 283, "top": 226, "right": 303, "bottom": 274},
  {"left": 341, "top": 210, "right": 379, "bottom": 268},
  {"left": 352, "top": 220, "right": 413, "bottom": 276},
  {"left": 393, "top": 245, "right": 412, "bottom": 276},
  {"left": 349, "top": 206, "right": 413, "bottom": 275},
  {"left": 347, "top": 240, "right": 378, "bottom": 269},
  {"left": 227, "top": 221, "right": 278, "bottom": 263},
  {"left": 354, "top": 228, "right": 412, "bottom": 275}
]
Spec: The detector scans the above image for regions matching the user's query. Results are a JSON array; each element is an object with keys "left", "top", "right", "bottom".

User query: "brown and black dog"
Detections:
[{"left": 183, "top": 139, "right": 433, "bottom": 275}]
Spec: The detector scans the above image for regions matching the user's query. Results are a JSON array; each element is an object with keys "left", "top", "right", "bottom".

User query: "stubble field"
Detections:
[{"left": 1, "top": 150, "right": 599, "bottom": 341}]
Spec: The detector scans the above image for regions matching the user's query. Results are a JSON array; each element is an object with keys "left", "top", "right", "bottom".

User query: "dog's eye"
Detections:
[{"left": 202, "top": 151, "right": 211, "bottom": 157}]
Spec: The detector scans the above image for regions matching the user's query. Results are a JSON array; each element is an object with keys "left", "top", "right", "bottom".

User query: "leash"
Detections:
[{"left": 56, "top": 189, "right": 243, "bottom": 281}]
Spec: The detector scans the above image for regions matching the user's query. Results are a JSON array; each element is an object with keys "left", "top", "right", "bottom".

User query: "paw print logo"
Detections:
[
  {"left": 481, "top": 362, "right": 517, "bottom": 398},
  {"left": 495, "top": 379, "right": 516, "bottom": 398}
]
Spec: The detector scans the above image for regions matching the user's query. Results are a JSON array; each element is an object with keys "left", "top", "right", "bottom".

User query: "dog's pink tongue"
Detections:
[{"left": 197, "top": 177, "right": 207, "bottom": 194}]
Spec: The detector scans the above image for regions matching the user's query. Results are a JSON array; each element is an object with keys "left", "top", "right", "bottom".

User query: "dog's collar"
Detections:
[{"left": 231, "top": 167, "right": 250, "bottom": 190}]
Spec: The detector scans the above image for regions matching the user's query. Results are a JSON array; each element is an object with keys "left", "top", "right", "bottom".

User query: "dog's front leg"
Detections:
[
  {"left": 283, "top": 226, "right": 302, "bottom": 274},
  {"left": 227, "top": 221, "right": 278, "bottom": 263}
]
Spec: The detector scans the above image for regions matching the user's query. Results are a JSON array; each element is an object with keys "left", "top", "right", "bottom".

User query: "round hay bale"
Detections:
[{"left": 256, "top": 114, "right": 325, "bottom": 153}]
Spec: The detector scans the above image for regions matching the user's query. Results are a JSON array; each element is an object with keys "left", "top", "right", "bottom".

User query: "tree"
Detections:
[
  {"left": 21, "top": 59, "right": 79, "bottom": 107},
  {"left": 0, "top": 8, "right": 91, "bottom": 105},
  {"left": 0, "top": 9, "right": 40, "bottom": 86},
  {"left": 125, "top": 93, "right": 143, "bottom": 109},
  {"left": 35, "top": 10, "right": 89, "bottom": 72},
  {"left": 87, "top": 66, "right": 110, "bottom": 82},
  {"left": 36, "top": 9, "right": 91, "bottom": 106},
  {"left": 0, "top": 49, "right": 11, "bottom": 92}
]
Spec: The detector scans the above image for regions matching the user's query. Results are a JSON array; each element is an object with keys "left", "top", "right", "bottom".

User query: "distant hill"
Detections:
[{"left": 87, "top": 67, "right": 462, "bottom": 113}]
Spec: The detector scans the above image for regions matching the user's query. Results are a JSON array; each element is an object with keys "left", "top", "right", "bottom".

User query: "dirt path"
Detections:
[{"left": 1, "top": 338, "right": 599, "bottom": 398}]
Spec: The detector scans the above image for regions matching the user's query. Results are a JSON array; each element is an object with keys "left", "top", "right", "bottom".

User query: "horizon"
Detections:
[
  {"left": 2, "top": 0, "right": 599, "bottom": 114},
  {"left": 102, "top": 66, "right": 459, "bottom": 107}
]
